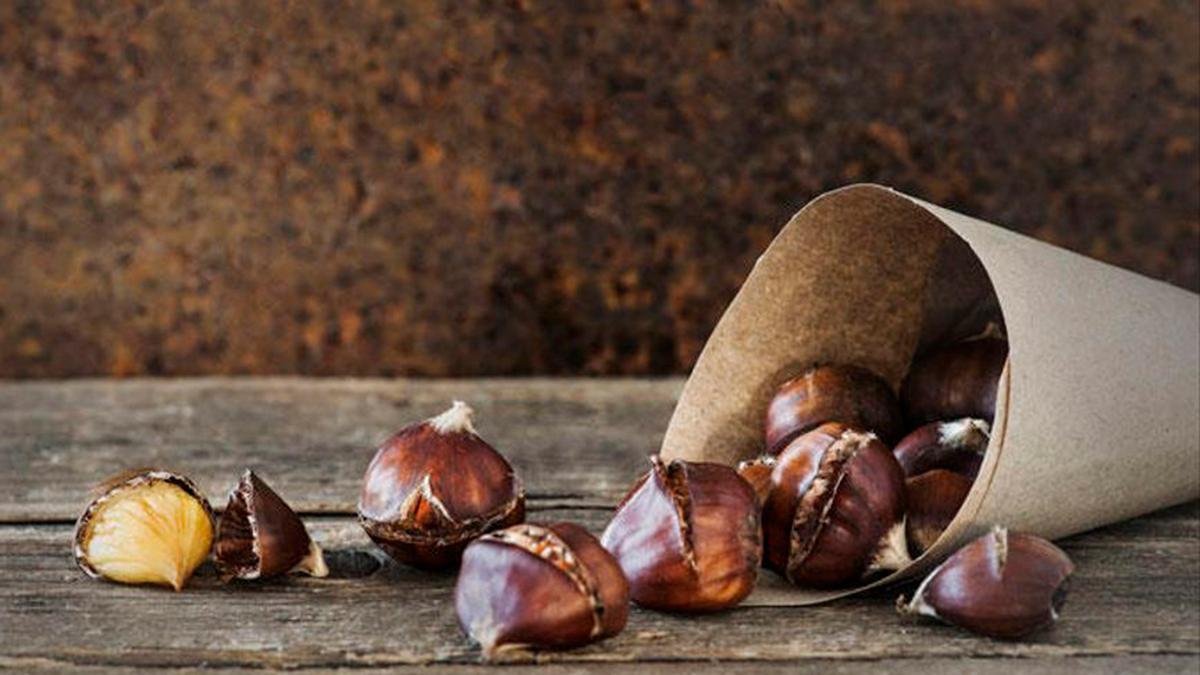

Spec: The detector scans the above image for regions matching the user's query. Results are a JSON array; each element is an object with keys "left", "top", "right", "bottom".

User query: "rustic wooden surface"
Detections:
[{"left": 1, "top": 379, "right": 1197, "bottom": 673}]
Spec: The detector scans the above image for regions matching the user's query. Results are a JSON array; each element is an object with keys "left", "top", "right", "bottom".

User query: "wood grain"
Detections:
[{"left": 0, "top": 379, "right": 1195, "bottom": 672}]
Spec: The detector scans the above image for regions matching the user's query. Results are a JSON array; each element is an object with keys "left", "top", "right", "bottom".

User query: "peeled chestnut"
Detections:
[
  {"left": 901, "top": 338, "right": 1008, "bottom": 426},
  {"left": 358, "top": 401, "right": 525, "bottom": 569},
  {"left": 455, "top": 522, "right": 629, "bottom": 656},
  {"left": 736, "top": 455, "right": 777, "bottom": 506},
  {"left": 905, "top": 469, "right": 974, "bottom": 555},
  {"left": 601, "top": 456, "right": 760, "bottom": 613},
  {"left": 899, "top": 527, "right": 1074, "bottom": 639},
  {"left": 74, "top": 469, "right": 214, "bottom": 591},
  {"left": 215, "top": 470, "right": 328, "bottom": 581},
  {"left": 893, "top": 418, "right": 990, "bottom": 480},
  {"left": 762, "top": 422, "right": 911, "bottom": 588},
  {"left": 765, "top": 364, "right": 904, "bottom": 453}
]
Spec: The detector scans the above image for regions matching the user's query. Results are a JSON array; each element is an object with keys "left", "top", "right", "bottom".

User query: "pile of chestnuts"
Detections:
[{"left": 72, "top": 354, "right": 1076, "bottom": 656}]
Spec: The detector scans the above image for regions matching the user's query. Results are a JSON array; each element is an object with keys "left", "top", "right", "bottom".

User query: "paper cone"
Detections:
[{"left": 660, "top": 184, "right": 1200, "bottom": 603}]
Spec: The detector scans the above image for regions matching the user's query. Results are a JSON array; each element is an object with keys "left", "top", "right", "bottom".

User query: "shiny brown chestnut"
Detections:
[
  {"left": 762, "top": 422, "right": 911, "bottom": 588},
  {"left": 905, "top": 469, "right": 973, "bottom": 555},
  {"left": 893, "top": 418, "right": 990, "bottom": 480},
  {"left": 765, "top": 364, "right": 904, "bottom": 453},
  {"left": 215, "top": 470, "right": 328, "bottom": 581},
  {"left": 901, "top": 338, "right": 1008, "bottom": 426},
  {"left": 899, "top": 527, "right": 1074, "bottom": 639},
  {"left": 455, "top": 522, "right": 629, "bottom": 657},
  {"left": 736, "top": 455, "right": 777, "bottom": 506},
  {"left": 358, "top": 401, "right": 525, "bottom": 569},
  {"left": 601, "top": 457, "right": 760, "bottom": 613},
  {"left": 73, "top": 469, "right": 214, "bottom": 591}
]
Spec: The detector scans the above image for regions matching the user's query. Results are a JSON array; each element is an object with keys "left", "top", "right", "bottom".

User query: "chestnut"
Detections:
[
  {"left": 215, "top": 470, "right": 328, "bottom": 581},
  {"left": 358, "top": 401, "right": 525, "bottom": 569},
  {"left": 901, "top": 338, "right": 1008, "bottom": 426},
  {"left": 765, "top": 364, "right": 904, "bottom": 453},
  {"left": 455, "top": 522, "right": 629, "bottom": 656},
  {"left": 601, "top": 456, "right": 760, "bottom": 613},
  {"left": 736, "top": 455, "right": 777, "bottom": 506},
  {"left": 905, "top": 469, "right": 973, "bottom": 555},
  {"left": 893, "top": 418, "right": 990, "bottom": 480},
  {"left": 762, "top": 422, "right": 911, "bottom": 588},
  {"left": 73, "top": 469, "right": 214, "bottom": 591},
  {"left": 899, "top": 527, "right": 1074, "bottom": 639}
]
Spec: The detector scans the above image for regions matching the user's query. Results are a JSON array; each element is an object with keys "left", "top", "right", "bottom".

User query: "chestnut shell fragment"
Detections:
[
  {"left": 763, "top": 422, "right": 910, "bottom": 588},
  {"left": 899, "top": 527, "right": 1074, "bottom": 639},
  {"left": 358, "top": 401, "right": 525, "bottom": 569},
  {"left": 601, "top": 456, "right": 761, "bottom": 612},
  {"left": 455, "top": 522, "right": 629, "bottom": 656},
  {"left": 765, "top": 364, "right": 904, "bottom": 453},
  {"left": 216, "top": 470, "right": 327, "bottom": 580}
]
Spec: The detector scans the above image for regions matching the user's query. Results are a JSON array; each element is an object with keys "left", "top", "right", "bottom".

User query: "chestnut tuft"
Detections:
[
  {"left": 762, "top": 422, "right": 911, "bottom": 588},
  {"left": 893, "top": 418, "right": 990, "bottom": 480},
  {"left": 601, "top": 456, "right": 761, "bottom": 613},
  {"left": 901, "top": 338, "right": 1008, "bottom": 426},
  {"left": 899, "top": 527, "right": 1074, "bottom": 639},
  {"left": 905, "top": 469, "right": 974, "bottom": 555},
  {"left": 73, "top": 469, "right": 214, "bottom": 591},
  {"left": 215, "top": 470, "right": 328, "bottom": 581},
  {"left": 358, "top": 401, "right": 525, "bottom": 569},
  {"left": 765, "top": 364, "right": 904, "bottom": 453},
  {"left": 736, "top": 455, "right": 777, "bottom": 506},
  {"left": 455, "top": 522, "right": 629, "bottom": 657}
]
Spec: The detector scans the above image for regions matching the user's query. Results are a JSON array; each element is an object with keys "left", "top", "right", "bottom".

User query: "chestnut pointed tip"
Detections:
[
  {"left": 429, "top": 400, "right": 477, "bottom": 435},
  {"left": 293, "top": 540, "right": 329, "bottom": 577},
  {"left": 867, "top": 519, "right": 912, "bottom": 574}
]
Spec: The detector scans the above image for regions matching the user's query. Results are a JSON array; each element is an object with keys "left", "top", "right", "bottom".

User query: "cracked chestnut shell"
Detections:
[
  {"left": 899, "top": 527, "right": 1074, "bottom": 639},
  {"left": 762, "top": 422, "right": 910, "bottom": 588},
  {"left": 73, "top": 469, "right": 214, "bottom": 591},
  {"left": 215, "top": 470, "right": 328, "bottom": 581},
  {"left": 905, "top": 469, "right": 974, "bottom": 555},
  {"left": 893, "top": 418, "right": 990, "bottom": 480},
  {"left": 765, "top": 364, "right": 904, "bottom": 453},
  {"left": 736, "top": 455, "right": 777, "bottom": 506},
  {"left": 455, "top": 522, "right": 629, "bottom": 657},
  {"left": 358, "top": 401, "right": 525, "bottom": 569},
  {"left": 901, "top": 338, "right": 1008, "bottom": 426},
  {"left": 601, "top": 456, "right": 761, "bottom": 613}
]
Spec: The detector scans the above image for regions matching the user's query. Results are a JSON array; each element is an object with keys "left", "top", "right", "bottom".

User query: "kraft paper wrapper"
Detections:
[{"left": 660, "top": 184, "right": 1200, "bottom": 604}]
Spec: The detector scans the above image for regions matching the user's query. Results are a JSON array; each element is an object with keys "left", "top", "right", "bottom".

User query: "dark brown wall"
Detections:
[{"left": 2, "top": 1, "right": 1197, "bottom": 377}]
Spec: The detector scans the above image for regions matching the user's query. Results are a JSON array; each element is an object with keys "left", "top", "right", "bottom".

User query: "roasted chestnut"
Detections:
[
  {"left": 905, "top": 469, "right": 974, "bottom": 555},
  {"left": 215, "top": 470, "right": 328, "bottom": 581},
  {"left": 765, "top": 364, "right": 904, "bottom": 452},
  {"left": 901, "top": 338, "right": 1008, "bottom": 426},
  {"left": 762, "top": 422, "right": 910, "bottom": 588},
  {"left": 601, "top": 456, "right": 760, "bottom": 612},
  {"left": 358, "top": 401, "right": 525, "bottom": 569},
  {"left": 736, "top": 455, "right": 777, "bottom": 506},
  {"left": 455, "top": 522, "right": 629, "bottom": 656},
  {"left": 73, "top": 469, "right": 214, "bottom": 591},
  {"left": 899, "top": 527, "right": 1074, "bottom": 639},
  {"left": 893, "top": 418, "right": 990, "bottom": 480}
]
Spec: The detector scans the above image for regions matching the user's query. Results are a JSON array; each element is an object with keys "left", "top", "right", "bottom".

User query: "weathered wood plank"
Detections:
[
  {"left": 0, "top": 378, "right": 683, "bottom": 521},
  {"left": 1, "top": 504, "right": 1196, "bottom": 669}
]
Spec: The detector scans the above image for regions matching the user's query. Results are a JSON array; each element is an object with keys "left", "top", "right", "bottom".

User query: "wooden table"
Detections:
[{"left": 2, "top": 379, "right": 1197, "bottom": 673}]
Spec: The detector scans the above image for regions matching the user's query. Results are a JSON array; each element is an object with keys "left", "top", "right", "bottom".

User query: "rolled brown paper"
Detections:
[{"left": 660, "top": 184, "right": 1200, "bottom": 604}]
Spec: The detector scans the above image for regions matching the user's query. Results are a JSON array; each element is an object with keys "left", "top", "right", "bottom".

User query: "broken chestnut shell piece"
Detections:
[
  {"left": 601, "top": 456, "right": 761, "bottom": 613},
  {"left": 455, "top": 522, "right": 629, "bottom": 657},
  {"left": 215, "top": 470, "right": 328, "bottom": 581},
  {"left": 893, "top": 418, "right": 990, "bottom": 480},
  {"left": 74, "top": 469, "right": 214, "bottom": 591},
  {"left": 358, "top": 401, "right": 525, "bottom": 569},
  {"left": 765, "top": 364, "right": 904, "bottom": 453},
  {"left": 762, "top": 422, "right": 911, "bottom": 588},
  {"left": 905, "top": 469, "right": 974, "bottom": 555},
  {"left": 736, "top": 455, "right": 777, "bottom": 506},
  {"left": 899, "top": 527, "right": 1074, "bottom": 639},
  {"left": 901, "top": 338, "right": 1008, "bottom": 426}
]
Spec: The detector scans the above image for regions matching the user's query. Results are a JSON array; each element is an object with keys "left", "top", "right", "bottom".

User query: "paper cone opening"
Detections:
[{"left": 660, "top": 184, "right": 1200, "bottom": 604}]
